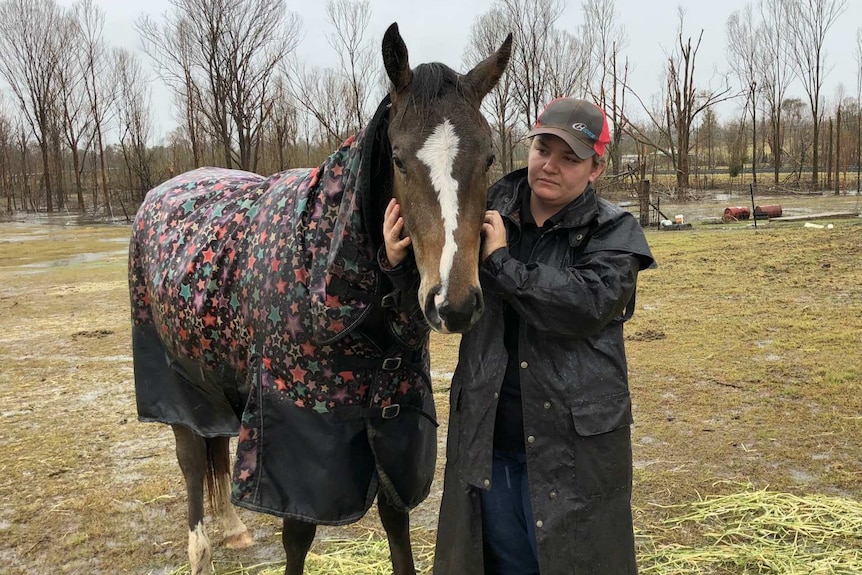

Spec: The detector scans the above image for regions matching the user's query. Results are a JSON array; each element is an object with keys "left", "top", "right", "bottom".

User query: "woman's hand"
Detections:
[
  {"left": 383, "top": 198, "right": 412, "bottom": 267},
  {"left": 481, "top": 210, "right": 507, "bottom": 261}
]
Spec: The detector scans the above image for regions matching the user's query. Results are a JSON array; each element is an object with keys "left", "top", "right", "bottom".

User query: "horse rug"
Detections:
[{"left": 129, "top": 99, "right": 437, "bottom": 524}]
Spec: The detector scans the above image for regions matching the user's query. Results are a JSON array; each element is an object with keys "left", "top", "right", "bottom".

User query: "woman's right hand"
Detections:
[{"left": 383, "top": 198, "right": 411, "bottom": 267}]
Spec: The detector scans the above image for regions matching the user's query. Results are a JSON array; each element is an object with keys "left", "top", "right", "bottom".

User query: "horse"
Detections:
[{"left": 128, "top": 22, "right": 512, "bottom": 575}]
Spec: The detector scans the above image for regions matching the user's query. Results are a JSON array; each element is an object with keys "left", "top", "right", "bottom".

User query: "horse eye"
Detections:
[
  {"left": 392, "top": 155, "right": 407, "bottom": 173},
  {"left": 485, "top": 155, "right": 496, "bottom": 171}
]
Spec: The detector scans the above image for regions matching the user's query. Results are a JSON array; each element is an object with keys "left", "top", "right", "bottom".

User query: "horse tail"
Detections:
[{"left": 205, "top": 436, "right": 232, "bottom": 516}]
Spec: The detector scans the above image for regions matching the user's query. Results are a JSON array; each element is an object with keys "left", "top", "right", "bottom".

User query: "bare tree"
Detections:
[
  {"left": 15, "top": 121, "right": 34, "bottom": 210},
  {"left": 727, "top": 3, "right": 762, "bottom": 186},
  {"left": 325, "top": 0, "right": 377, "bottom": 132},
  {"left": 286, "top": 0, "right": 377, "bottom": 148},
  {"left": 137, "top": 0, "right": 301, "bottom": 171},
  {"left": 855, "top": 27, "right": 862, "bottom": 194},
  {"left": 0, "top": 0, "right": 70, "bottom": 213},
  {"left": 545, "top": 28, "right": 588, "bottom": 100},
  {"left": 699, "top": 106, "right": 719, "bottom": 170},
  {"left": 783, "top": 0, "right": 847, "bottom": 187},
  {"left": 758, "top": 0, "right": 794, "bottom": 185},
  {"left": 781, "top": 96, "right": 811, "bottom": 181},
  {"left": 75, "top": 0, "right": 116, "bottom": 214},
  {"left": 265, "top": 77, "right": 298, "bottom": 172},
  {"left": 499, "top": 0, "right": 564, "bottom": 129},
  {"left": 0, "top": 102, "right": 13, "bottom": 213},
  {"left": 287, "top": 64, "right": 354, "bottom": 149},
  {"left": 138, "top": 17, "right": 205, "bottom": 168},
  {"left": 465, "top": 8, "right": 517, "bottom": 174},
  {"left": 665, "top": 20, "right": 734, "bottom": 190},
  {"left": 115, "top": 48, "right": 155, "bottom": 202},
  {"left": 621, "top": 10, "right": 733, "bottom": 191},
  {"left": 56, "top": 12, "right": 92, "bottom": 212},
  {"left": 582, "top": 0, "right": 629, "bottom": 174}
]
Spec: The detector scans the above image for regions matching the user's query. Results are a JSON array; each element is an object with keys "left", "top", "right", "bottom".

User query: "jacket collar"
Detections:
[{"left": 488, "top": 167, "right": 599, "bottom": 231}]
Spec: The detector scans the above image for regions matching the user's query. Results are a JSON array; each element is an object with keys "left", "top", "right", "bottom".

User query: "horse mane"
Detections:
[{"left": 407, "top": 62, "right": 471, "bottom": 110}]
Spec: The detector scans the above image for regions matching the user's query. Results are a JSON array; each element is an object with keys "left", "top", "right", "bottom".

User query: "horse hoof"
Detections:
[{"left": 223, "top": 530, "right": 254, "bottom": 549}]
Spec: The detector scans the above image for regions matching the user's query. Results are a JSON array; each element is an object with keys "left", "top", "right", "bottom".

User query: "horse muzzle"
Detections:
[{"left": 423, "top": 285, "right": 484, "bottom": 334}]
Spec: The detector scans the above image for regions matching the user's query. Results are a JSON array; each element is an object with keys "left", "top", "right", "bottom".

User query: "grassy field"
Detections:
[{"left": 0, "top": 196, "right": 860, "bottom": 574}]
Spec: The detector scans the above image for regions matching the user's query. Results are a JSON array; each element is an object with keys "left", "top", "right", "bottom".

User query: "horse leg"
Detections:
[
  {"left": 171, "top": 424, "right": 212, "bottom": 575},
  {"left": 206, "top": 436, "right": 253, "bottom": 549},
  {"left": 378, "top": 491, "right": 416, "bottom": 575},
  {"left": 281, "top": 518, "right": 317, "bottom": 575}
]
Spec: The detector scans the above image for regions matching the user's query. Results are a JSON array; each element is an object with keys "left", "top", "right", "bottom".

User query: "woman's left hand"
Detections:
[
  {"left": 383, "top": 198, "right": 412, "bottom": 266},
  {"left": 481, "top": 210, "right": 507, "bottom": 261}
]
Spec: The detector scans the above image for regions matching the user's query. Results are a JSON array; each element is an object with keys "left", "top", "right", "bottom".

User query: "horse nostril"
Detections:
[
  {"left": 424, "top": 287, "right": 443, "bottom": 330},
  {"left": 433, "top": 288, "right": 485, "bottom": 333}
]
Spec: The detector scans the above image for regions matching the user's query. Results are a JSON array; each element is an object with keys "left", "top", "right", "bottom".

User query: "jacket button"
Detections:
[
  {"left": 536, "top": 520, "right": 544, "bottom": 528},
  {"left": 483, "top": 479, "right": 491, "bottom": 488},
  {"left": 543, "top": 401, "right": 551, "bottom": 409},
  {"left": 493, "top": 392, "right": 499, "bottom": 399},
  {"left": 549, "top": 490, "right": 557, "bottom": 499},
  {"left": 527, "top": 435, "right": 535, "bottom": 444},
  {"left": 520, "top": 361, "right": 528, "bottom": 369},
  {"left": 576, "top": 234, "right": 584, "bottom": 241}
]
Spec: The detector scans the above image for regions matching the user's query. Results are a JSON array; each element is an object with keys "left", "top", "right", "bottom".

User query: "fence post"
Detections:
[{"left": 639, "top": 179, "right": 650, "bottom": 227}]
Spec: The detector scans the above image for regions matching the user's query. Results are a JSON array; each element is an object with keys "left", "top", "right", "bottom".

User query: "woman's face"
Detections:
[{"left": 527, "top": 134, "right": 604, "bottom": 210}]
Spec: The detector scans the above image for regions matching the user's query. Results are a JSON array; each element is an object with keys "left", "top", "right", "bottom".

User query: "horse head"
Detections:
[{"left": 382, "top": 23, "right": 512, "bottom": 334}]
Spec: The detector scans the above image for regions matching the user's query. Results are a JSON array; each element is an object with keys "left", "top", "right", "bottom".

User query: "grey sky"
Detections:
[{"left": 69, "top": 0, "right": 862, "bottom": 142}]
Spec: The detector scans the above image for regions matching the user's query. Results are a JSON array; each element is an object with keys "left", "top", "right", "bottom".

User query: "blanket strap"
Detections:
[
  {"left": 331, "top": 402, "right": 438, "bottom": 427},
  {"left": 328, "top": 275, "right": 400, "bottom": 307},
  {"left": 333, "top": 350, "right": 438, "bottom": 427}
]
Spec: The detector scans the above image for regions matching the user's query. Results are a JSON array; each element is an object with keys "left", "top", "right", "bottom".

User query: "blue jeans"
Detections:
[{"left": 479, "top": 451, "right": 540, "bottom": 575}]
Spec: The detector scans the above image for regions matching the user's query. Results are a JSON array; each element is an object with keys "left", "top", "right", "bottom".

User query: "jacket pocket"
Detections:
[
  {"left": 568, "top": 392, "right": 634, "bottom": 498},
  {"left": 570, "top": 392, "right": 633, "bottom": 436}
]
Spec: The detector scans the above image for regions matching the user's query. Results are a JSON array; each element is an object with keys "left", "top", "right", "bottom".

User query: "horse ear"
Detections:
[
  {"left": 382, "top": 23, "right": 412, "bottom": 94},
  {"left": 463, "top": 33, "right": 513, "bottom": 102}
]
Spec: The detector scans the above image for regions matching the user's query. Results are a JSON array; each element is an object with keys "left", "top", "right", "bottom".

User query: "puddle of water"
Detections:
[
  {"left": 790, "top": 469, "right": 815, "bottom": 483},
  {"left": 0, "top": 234, "right": 49, "bottom": 243},
  {"left": 0, "top": 354, "right": 133, "bottom": 363},
  {"left": 17, "top": 250, "right": 127, "bottom": 269},
  {"left": 80, "top": 391, "right": 106, "bottom": 403}
]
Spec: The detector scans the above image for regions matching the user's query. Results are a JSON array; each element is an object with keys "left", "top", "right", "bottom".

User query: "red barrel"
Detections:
[
  {"left": 755, "top": 204, "right": 782, "bottom": 219},
  {"left": 723, "top": 206, "right": 750, "bottom": 221}
]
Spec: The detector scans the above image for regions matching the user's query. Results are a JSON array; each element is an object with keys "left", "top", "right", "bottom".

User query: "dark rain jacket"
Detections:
[{"left": 433, "top": 168, "right": 655, "bottom": 574}]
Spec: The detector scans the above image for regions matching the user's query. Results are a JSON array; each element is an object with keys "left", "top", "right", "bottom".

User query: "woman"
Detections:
[{"left": 408, "top": 97, "right": 656, "bottom": 574}]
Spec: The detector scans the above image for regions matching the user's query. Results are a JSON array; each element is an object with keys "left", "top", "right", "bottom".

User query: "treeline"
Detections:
[{"left": 0, "top": 0, "right": 858, "bottom": 217}]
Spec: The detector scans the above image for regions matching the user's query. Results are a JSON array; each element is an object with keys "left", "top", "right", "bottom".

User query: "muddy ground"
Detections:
[{"left": 1, "top": 191, "right": 860, "bottom": 574}]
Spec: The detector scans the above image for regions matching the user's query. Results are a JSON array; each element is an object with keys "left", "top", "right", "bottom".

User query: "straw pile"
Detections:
[
  {"left": 164, "top": 486, "right": 862, "bottom": 574},
  {"left": 639, "top": 484, "right": 862, "bottom": 574},
  {"left": 257, "top": 531, "right": 435, "bottom": 575},
  {"left": 164, "top": 530, "right": 435, "bottom": 575}
]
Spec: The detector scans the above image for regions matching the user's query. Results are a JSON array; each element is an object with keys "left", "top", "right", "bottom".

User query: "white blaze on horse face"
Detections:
[{"left": 416, "top": 119, "right": 460, "bottom": 305}]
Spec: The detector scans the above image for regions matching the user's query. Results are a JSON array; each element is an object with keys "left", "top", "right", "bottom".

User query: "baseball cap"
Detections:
[{"left": 528, "top": 98, "right": 611, "bottom": 159}]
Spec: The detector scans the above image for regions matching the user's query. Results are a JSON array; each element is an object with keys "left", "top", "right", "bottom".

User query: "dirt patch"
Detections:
[
  {"left": 627, "top": 328, "right": 667, "bottom": 341},
  {"left": 1, "top": 201, "right": 860, "bottom": 574}
]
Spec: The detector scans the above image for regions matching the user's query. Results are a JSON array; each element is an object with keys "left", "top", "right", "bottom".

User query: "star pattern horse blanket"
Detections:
[{"left": 129, "top": 100, "right": 437, "bottom": 523}]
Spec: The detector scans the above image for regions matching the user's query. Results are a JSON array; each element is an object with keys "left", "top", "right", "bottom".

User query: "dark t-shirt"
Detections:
[{"left": 493, "top": 187, "right": 579, "bottom": 453}]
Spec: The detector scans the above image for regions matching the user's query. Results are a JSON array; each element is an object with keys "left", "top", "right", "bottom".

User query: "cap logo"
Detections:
[{"left": 572, "top": 123, "right": 598, "bottom": 140}]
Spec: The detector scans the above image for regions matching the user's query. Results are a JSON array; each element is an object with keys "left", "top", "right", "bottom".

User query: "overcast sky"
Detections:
[{"left": 61, "top": 0, "right": 862, "bottom": 143}]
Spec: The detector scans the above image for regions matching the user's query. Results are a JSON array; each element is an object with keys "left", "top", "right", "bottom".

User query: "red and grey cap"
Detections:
[{"left": 528, "top": 98, "right": 611, "bottom": 159}]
